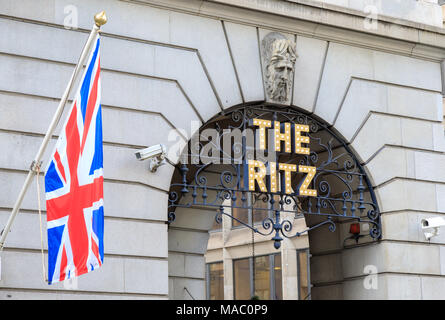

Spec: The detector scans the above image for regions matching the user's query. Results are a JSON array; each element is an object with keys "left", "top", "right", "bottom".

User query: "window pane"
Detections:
[
  {"left": 254, "top": 256, "right": 270, "bottom": 300},
  {"left": 209, "top": 262, "right": 224, "bottom": 300},
  {"left": 298, "top": 250, "right": 309, "bottom": 300},
  {"left": 253, "top": 195, "right": 269, "bottom": 224},
  {"left": 232, "top": 178, "right": 249, "bottom": 227},
  {"left": 232, "top": 195, "right": 249, "bottom": 227},
  {"left": 274, "top": 254, "right": 283, "bottom": 300},
  {"left": 233, "top": 259, "right": 251, "bottom": 299}
]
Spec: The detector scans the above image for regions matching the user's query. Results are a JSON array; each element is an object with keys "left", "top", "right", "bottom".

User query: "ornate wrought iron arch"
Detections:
[{"left": 167, "top": 103, "right": 381, "bottom": 249}]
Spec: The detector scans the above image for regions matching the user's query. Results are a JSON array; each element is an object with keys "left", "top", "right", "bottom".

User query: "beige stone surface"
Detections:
[
  {"left": 1, "top": 0, "right": 445, "bottom": 301},
  {"left": 292, "top": 35, "right": 328, "bottom": 112}
]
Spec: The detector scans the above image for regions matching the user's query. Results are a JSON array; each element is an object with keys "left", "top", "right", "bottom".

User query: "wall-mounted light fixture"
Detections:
[
  {"left": 342, "top": 222, "right": 364, "bottom": 247},
  {"left": 349, "top": 223, "right": 361, "bottom": 243}
]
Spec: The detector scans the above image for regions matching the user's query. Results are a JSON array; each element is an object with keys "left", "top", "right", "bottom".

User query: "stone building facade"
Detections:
[{"left": 0, "top": 0, "right": 445, "bottom": 300}]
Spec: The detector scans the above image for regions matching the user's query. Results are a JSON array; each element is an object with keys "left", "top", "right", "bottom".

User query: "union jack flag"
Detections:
[{"left": 44, "top": 35, "right": 104, "bottom": 284}]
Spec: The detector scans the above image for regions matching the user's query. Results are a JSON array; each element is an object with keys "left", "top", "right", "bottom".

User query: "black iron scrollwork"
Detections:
[{"left": 167, "top": 104, "right": 381, "bottom": 249}]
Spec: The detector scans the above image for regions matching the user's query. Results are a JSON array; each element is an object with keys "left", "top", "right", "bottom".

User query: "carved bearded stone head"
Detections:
[{"left": 261, "top": 33, "right": 297, "bottom": 104}]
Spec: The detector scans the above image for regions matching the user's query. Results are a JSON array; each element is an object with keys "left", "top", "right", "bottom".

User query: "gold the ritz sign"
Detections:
[{"left": 245, "top": 118, "right": 317, "bottom": 197}]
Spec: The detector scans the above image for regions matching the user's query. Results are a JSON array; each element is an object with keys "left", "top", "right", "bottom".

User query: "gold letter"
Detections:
[
  {"left": 278, "top": 163, "right": 297, "bottom": 194},
  {"left": 251, "top": 118, "right": 272, "bottom": 150},
  {"left": 268, "top": 162, "right": 278, "bottom": 193},
  {"left": 294, "top": 124, "right": 310, "bottom": 155},
  {"left": 298, "top": 165, "right": 317, "bottom": 196},
  {"left": 274, "top": 121, "right": 291, "bottom": 153},
  {"left": 248, "top": 160, "right": 268, "bottom": 192}
]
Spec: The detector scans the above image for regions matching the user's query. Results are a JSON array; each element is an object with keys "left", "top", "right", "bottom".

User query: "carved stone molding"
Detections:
[{"left": 261, "top": 32, "right": 297, "bottom": 105}]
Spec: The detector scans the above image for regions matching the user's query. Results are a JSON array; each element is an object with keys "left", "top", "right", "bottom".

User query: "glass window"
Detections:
[
  {"left": 209, "top": 252, "right": 307, "bottom": 300},
  {"left": 233, "top": 258, "right": 251, "bottom": 300},
  {"left": 274, "top": 254, "right": 283, "bottom": 300},
  {"left": 252, "top": 195, "right": 269, "bottom": 224},
  {"left": 232, "top": 254, "right": 283, "bottom": 300},
  {"left": 298, "top": 250, "right": 309, "bottom": 300},
  {"left": 232, "top": 178, "right": 249, "bottom": 227},
  {"left": 232, "top": 177, "right": 275, "bottom": 228},
  {"left": 254, "top": 256, "right": 270, "bottom": 300},
  {"left": 208, "top": 262, "right": 224, "bottom": 300},
  {"left": 232, "top": 191, "right": 249, "bottom": 227}
]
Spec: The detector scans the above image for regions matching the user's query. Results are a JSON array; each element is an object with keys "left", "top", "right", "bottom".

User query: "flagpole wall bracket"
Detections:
[{"left": 30, "top": 160, "right": 43, "bottom": 173}]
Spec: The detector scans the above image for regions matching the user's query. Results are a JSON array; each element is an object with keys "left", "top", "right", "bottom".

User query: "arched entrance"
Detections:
[{"left": 167, "top": 103, "right": 381, "bottom": 299}]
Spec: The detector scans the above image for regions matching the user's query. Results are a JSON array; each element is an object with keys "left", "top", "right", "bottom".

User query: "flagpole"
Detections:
[{"left": 0, "top": 11, "right": 108, "bottom": 252}]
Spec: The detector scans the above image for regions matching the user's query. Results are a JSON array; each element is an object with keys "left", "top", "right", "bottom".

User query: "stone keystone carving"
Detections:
[{"left": 261, "top": 32, "right": 297, "bottom": 104}]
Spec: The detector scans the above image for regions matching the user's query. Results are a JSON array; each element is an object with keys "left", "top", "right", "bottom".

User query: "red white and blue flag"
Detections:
[{"left": 44, "top": 35, "right": 104, "bottom": 284}]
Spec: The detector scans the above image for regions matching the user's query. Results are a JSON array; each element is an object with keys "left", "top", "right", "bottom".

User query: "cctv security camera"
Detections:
[
  {"left": 135, "top": 144, "right": 166, "bottom": 161},
  {"left": 135, "top": 144, "right": 167, "bottom": 172},
  {"left": 421, "top": 217, "right": 445, "bottom": 240}
]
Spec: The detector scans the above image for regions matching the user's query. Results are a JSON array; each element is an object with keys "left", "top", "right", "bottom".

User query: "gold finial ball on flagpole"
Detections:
[{"left": 94, "top": 11, "right": 108, "bottom": 27}]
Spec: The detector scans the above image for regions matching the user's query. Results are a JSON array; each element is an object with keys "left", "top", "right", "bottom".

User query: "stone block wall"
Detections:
[{"left": 0, "top": 0, "right": 444, "bottom": 299}]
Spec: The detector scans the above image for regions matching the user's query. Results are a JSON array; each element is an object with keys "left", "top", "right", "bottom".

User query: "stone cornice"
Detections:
[
  {"left": 269, "top": 0, "right": 445, "bottom": 32},
  {"left": 123, "top": 0, "right": 445, "bottom": 62}
]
